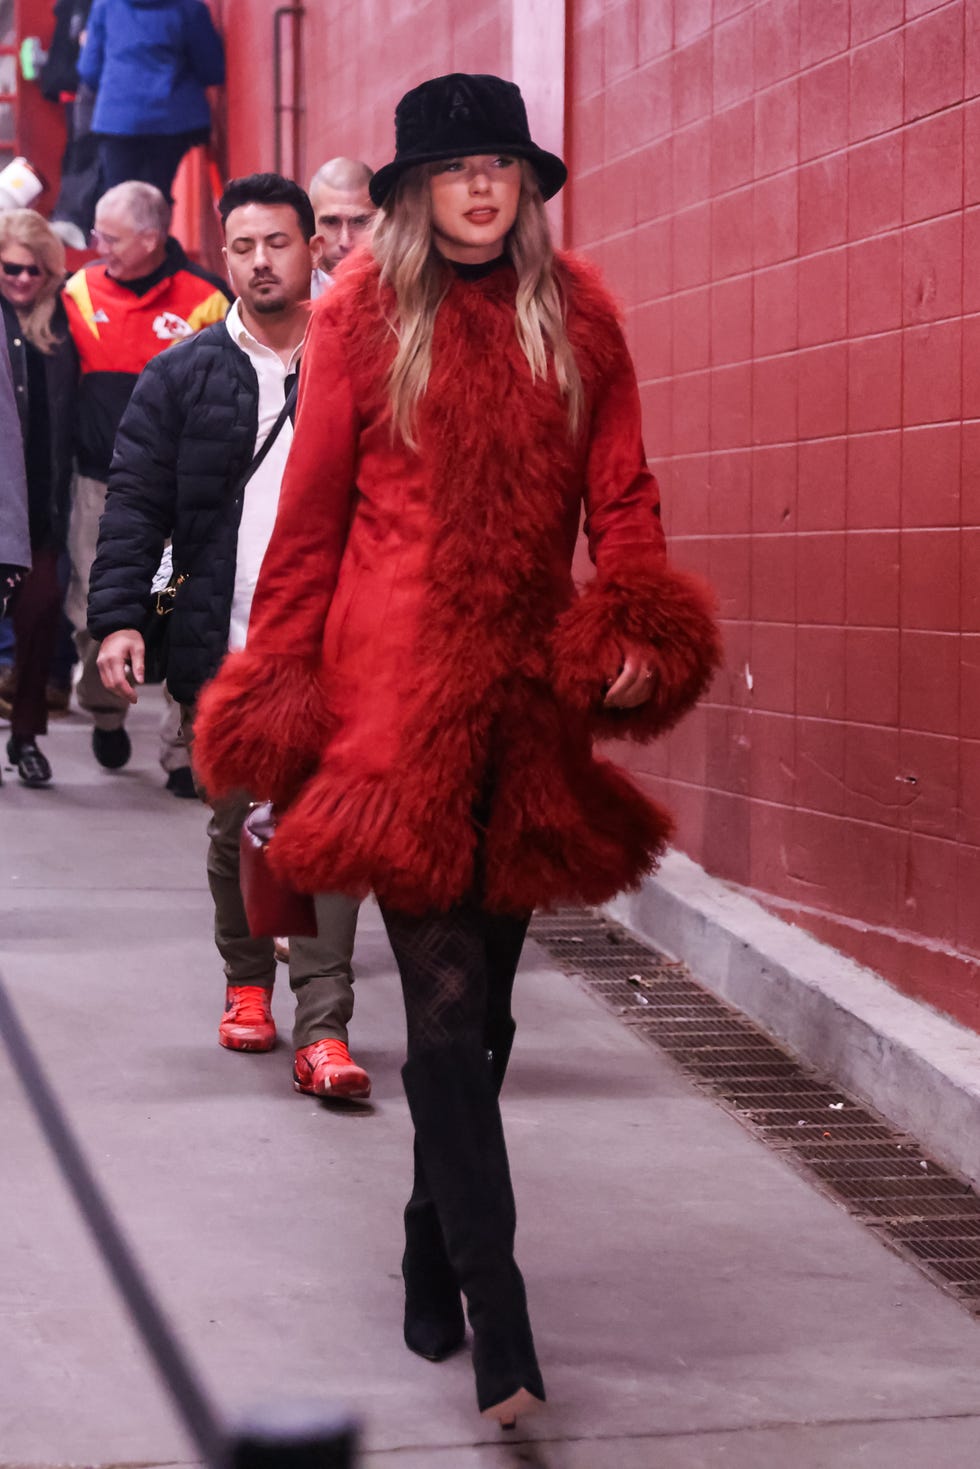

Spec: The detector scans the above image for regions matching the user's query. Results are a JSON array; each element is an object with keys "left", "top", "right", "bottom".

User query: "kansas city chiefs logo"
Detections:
[{"left": 152, "top": 311, "right": 193, "bottom": 341}]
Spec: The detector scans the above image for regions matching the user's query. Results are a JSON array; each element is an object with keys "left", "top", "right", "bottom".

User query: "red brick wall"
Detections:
[
  {"left": 213, "top": 0, "right": 980, "bottom": 1029},
  {"left": 219, "top": 0, "right": 511, "bottom": 183},
  {"left": 10, "top": 0, "right": 70, "bottom": 212},
  {"left": 568, "top": 0, "right": 980, "bottom": 1027},
  {"left": 216, "top": 0, "right": 276, "bottom": 176}
]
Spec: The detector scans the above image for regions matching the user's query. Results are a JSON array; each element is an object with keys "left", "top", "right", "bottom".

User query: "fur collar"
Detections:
[{"left": 320, "top": 246, "right": 628, "bottom": 402}]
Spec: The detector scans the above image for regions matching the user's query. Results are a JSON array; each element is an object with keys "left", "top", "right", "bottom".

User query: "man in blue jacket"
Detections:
[{"left": 78, "top": 0, "right": 225, "bottom": 200}]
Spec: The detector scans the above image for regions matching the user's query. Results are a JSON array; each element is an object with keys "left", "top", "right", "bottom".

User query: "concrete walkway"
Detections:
[{"left": 4, "top": 690, "right": 980, "bottom": 1468}]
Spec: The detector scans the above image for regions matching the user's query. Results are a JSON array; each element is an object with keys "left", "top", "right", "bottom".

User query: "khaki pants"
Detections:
[
  {"left": 67, "top": 475, "right": 130, "bottom": 732},
  {"left": 68, "top": 476, "right": 189, "bottom": 773},
  {"left": 72, "top": 626, "right": 131, "bottom": 730},
  {"left": 158, "top": 689, "right": 188, "bottom": 774},
  {"left": 185, "top": 707, "right": 360, "bottom": 1049}
]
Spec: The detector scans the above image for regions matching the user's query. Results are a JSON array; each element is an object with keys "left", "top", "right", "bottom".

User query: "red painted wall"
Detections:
[
  {"left": 214, "top": 1, "right": 980, "bottom": 1030},
  {"left": 7, "top": 0, "right": 70, "bottom": 214},
  {"left": 569, "top": 0, "right": 980, "bottom": 1028},
  {"left": 219, "top": 0, "right": 511, "bottom": 185}
]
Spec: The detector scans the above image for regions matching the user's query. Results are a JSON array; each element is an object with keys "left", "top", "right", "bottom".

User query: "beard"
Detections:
[
  {"left": 246, "top": 278, "right": 287, "bottom": 313},
  {"left": 249, "top": 290, "right": 288, "bottom": 314}
]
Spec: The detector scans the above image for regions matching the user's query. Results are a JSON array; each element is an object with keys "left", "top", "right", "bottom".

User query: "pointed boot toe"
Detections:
[
  {"left": 403, "top": 1198, "right": 466, "bottom": 1361},
  {"left": 403, "top": 1295, "right": 466, "bottom": 1362}
]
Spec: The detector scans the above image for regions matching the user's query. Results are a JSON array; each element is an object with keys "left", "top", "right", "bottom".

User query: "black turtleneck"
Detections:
[{"left": 448, "top": 254, "right": 511, "bottom": 281}]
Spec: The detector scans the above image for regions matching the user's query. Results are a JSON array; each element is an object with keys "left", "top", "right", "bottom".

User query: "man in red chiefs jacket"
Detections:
[{"left": 63, "top": 179, "right": 231, "bottom": 772}]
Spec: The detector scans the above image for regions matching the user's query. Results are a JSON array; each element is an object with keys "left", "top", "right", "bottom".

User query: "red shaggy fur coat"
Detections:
[{"left": 193, "top": 251, "right": 720, "bottom": 915}]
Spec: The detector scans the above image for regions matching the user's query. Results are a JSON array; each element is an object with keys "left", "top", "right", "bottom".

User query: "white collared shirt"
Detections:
[
  {"left": 310, "top": 266, "right": 333, "bottom": 299},
  {"left": 225, "top": 298, "right": 304, "bottom": 651}
]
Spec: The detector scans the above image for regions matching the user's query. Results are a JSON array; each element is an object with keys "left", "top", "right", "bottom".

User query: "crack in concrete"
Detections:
[{"left": 361, "top": 1407, "right": 980, "bottom": 1457}]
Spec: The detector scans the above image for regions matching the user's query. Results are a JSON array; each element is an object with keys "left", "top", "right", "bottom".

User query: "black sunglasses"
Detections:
[{"left": 1, "top": 260, "right": 42, "bottom": 278}]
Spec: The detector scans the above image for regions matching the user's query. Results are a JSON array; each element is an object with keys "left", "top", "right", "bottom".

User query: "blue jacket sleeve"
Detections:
[
  {"left": 77, "top": 0, "right": 106, "bottom": 90},
  {"left": 184, "top": 0, "right": 226, "bottom": 89}
]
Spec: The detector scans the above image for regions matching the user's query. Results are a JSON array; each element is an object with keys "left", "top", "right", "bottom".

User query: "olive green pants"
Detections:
[
  {"left": 184, "top": 706, "right": 360, "bottom": 1049},
  {"left": 204, "top": 789, "right": 360, "bottom": 1047}
]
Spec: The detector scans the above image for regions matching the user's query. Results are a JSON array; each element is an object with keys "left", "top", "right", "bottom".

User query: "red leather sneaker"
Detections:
[
  {"left": 293, "top": 1039, "right": 372, "bottom": 1100},
  {"left": 218, "top": 985, "right": 276, "bottom": 1052}
]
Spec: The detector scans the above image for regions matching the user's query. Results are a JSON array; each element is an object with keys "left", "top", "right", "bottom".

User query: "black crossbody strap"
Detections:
[
  {"left": 239, "top": 375, "right": 299, "bottom": 494},
  {"left": 150, "top": 372, "right": 299, "bottom": 626}
]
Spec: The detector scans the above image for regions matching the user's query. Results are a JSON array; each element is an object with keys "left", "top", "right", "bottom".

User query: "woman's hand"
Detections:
[
  {"left": 603, "top": 647, "right": 655, "bottom": 709},
  {"left": 1, "top": 565, "right": 25, "bottom": 618},
  {"left": 97, "top": 628, "right": 145, "bottom": 704}
]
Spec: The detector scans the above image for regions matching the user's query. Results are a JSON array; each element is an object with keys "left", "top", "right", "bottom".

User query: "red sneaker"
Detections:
[
  {"left": 218, "top": 985, "right": 276, "bottom": 1052},
  {"left": 293, "top": 1039, "right": 372, "bottom": 1100}
]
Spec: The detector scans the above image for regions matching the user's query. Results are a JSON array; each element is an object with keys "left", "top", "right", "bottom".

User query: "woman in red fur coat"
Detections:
[{"left": 194, "top": 74, "right": 719, "bottom": 1427}]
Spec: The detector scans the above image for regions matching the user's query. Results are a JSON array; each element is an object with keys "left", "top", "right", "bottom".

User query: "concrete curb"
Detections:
[{"left": 606, "top": 850, "right": 980, "bottom": 1188}]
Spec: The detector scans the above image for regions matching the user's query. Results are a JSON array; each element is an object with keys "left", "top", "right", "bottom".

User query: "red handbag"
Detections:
[{"left": 239, "top": 802, "right": 318, "bottom": 938}]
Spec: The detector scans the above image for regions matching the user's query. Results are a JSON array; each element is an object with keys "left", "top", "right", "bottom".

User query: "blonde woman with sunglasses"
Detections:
[{"left": 0, "top": 209, "right": 78, "bottom": 787}]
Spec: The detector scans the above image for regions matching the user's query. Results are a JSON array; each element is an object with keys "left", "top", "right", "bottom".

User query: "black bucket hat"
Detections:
[{"left": 369, "top": 73, "right": 568, "bottom": 207}]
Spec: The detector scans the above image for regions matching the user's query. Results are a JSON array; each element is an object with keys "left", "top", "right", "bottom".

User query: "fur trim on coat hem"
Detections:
[
  {"left": 266, "top": 703, "right": 675, "bottom": 916},
  {"left": 268, "top": 767, "right": 476, "bottom": 913},
  {"left": 192, "top": 651, "right": 332, "bottom": 804},
  {"left": 551, "top": 560, "right": 721, "bottom": 742},
  {"left": 483, "top": 755, "right": 674, "bottom": 913}
]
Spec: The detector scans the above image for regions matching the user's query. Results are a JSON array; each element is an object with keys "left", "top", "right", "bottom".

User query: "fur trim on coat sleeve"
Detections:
[
  {"left": 552, "top": 560, "right": 721, "bottom": 742},
  {"left": 192, "top": 651, "right": 332, "bottom": 805}
]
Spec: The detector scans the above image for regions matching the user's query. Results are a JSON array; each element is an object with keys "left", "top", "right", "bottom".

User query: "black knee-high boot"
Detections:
[
  {"left": 401, "top": 1043, "right": 545, "bottom": 1418},
  {"left": 401, "top": 911, "right": 528, "bottom": 1364},
  {"left": 402, "top": 1140, "right": 466, "bottom": 1361},
  {"left": 402, "top": 1011, "right": 517, "bottom": 1362},
  {"left": 486, "top": 1016, "right": 516, "bottom": 1089}
]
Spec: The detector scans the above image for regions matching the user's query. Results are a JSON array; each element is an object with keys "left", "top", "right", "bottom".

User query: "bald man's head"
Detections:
[{"left": 309, "top": 157, "right": 375, "bottom": 271}]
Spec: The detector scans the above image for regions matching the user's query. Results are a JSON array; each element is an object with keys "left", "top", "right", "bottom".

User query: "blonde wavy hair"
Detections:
[
  {"left": 0, "top": 209, "right": 66, "bottom": 354},
  {"left": 372, "top": 160, "right": 583, "bottom": 446}
]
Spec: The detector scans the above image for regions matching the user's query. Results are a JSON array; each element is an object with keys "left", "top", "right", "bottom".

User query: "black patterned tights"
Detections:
[{"left": 379, "top": 902, "right": 530, "bottom": 1062}]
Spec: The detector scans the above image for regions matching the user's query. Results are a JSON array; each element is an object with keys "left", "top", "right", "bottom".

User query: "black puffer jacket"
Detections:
[
  {"left": 1, "top": 294, "right": 79, "bottom": 547},
  {"left": 87, "top": 320, "right": 259, "bottom": 704}
]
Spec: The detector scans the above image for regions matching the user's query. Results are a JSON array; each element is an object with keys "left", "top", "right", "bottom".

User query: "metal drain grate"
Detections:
[
  {"left": 762, "top": 1121, "right": 900, "bottom": 1143},
  {"left": 530, "top": 908, "right": 980, "bottom": 1316},
  {"left": 891, "top": 1221, "right": 980, "bottom": 1243}
]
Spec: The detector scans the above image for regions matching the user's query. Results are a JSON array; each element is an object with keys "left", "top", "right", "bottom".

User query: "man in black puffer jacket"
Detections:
[
  {"left": 86, "top": 302, "right": 256, "bottom": 707},
  {"left": 87, "top": 173, "right": 371, "bottom": 1102}
]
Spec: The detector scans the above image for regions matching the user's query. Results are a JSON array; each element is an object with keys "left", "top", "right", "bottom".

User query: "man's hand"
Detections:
[
  {"left": 604, "top": 647, "right": 656, "bottom": 710},
  {"left": 97, "top": 629, "right": 145, "bottom": 704}
]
